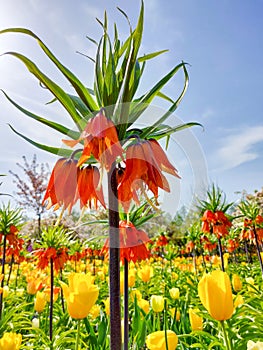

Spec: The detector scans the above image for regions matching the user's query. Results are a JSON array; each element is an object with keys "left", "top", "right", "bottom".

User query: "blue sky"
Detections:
[{"left": 1, "top": 0, "right": 263, "bottom": 217}]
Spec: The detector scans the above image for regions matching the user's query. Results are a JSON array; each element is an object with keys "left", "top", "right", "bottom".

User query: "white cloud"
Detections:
[{"left": 216, "top": 126, "right": 263, "bottom": 170}]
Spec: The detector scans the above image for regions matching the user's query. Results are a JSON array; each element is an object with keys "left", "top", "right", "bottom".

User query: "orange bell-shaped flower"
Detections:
[
  {"left": 76, "top": 165, "right": 106, "bottom": 209},
  {"left": 42, "top": 158, "right": 79, "bottom": 213},
  {"left": 118, "top": 139, "right": 179, "bottom": 212},
  {"left": 63, "top": 109, "right": 123, "bottom": 171}
]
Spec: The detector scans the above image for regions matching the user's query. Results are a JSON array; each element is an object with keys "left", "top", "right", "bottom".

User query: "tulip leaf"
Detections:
[
  {"left": 1, "top": 90, "right": 81, "bottom": 139},
  {"left": 97, "top": 316, "right": 108, "bottom": 346},
  {"left": 8, "top": 124, "right": 73, "bottom": 157},
  {"left": 0, "top": 27, "right": 99, "bottom": 112}
]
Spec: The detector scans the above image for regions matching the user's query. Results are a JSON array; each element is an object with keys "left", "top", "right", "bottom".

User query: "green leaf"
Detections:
[
  {"left": 0, "top": 28, "right": 99, "bottom": 112},
  {"left": 3, "top": 51, "right": 84, "bottom": 131},
  {"left": 8, "top": 124, "right": 73, "bottom": 157},
  {"left": 128, "top": 62, "right": 188, "bottom": 126},
  {"left": 138, "top": 49, "right": 168, "bottom": 62},
  {"left": 135, "top": 122, "right": 203, "bottom": 143},
  {"left": 1, "top": 90, "right": 81, "bottom": 139}
]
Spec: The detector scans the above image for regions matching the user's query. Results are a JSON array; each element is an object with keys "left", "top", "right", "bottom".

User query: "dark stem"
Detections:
[
  {"left": 0, "top": 234, "right": 7, "bottom": 320},
  {"left": 253, "top": 225, "right": 263, "bottom": 278},
  {"left": 124, "top": 258, "right": 129, "bottom": 350},
  {"left": 15, "top": 262, "right": 20, "bottom": 292},
  {"left": 192, "top": 249, "right": 197, "bottom": 274},
  {"left": 93, "top": 255, "right": 96, "bottom": 276},
  {"left": 60, "top": 268, "right": 65, "bottom": 313},
  {"left": 6, "top": 254, "right": 14, "bottom": 286},
  {"left": 199, "top": 242, "right": 207, "bottom": 273},
  {"left": 244, "top": 240, "right": 251, "bottom": 263},
  {"left": 218, "top": 237, "right": 225, "bottom": 272},
  {"left": 107, "top": 163, "right": 121, "bottom": 350},
  {"left": 49, "top": 257, "right": 54, "bottom": 342},
  {"left": 37, "top": 212, "right": 41, "bottom": 239}
]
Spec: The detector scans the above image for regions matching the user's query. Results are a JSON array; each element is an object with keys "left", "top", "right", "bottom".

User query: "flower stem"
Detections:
[
  {"left": 218, "top": 237, "right": 225, "bottom": 272},
  {"left": 0, "top": 234, "right": 7, "bottom": 320},
  {"left": 124, "top": 258, "right": 129, "bottom": 350},
  {"left": 107, "top": 163, "right": 121, "bottom": 350},
  {"left": 75, "top": 319, "right": 81, "bottom": 350},
  {"left": 164, "top": 299, "right": 169, "bottom": 350},
  {"left": 253, "top": 225, "right": 263, "bottom": 278},
  {"left": 49, "top": 257, "right": 54, "bottom": 342},
  {"left": 220, "top": 320, "right": 232, "bottom": 350}
]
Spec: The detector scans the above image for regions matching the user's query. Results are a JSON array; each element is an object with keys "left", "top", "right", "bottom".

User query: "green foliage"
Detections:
[
  {"left": 0, "top": 2, "right": 201, "bottom": 157},
  {"left": 198, "top": 184, "right": 233, "bottom": 214},
  {"left": 0, "top": 203, "right": 23, "bottom": 234}
]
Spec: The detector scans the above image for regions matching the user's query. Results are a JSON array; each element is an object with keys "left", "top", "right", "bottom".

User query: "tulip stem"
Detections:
[
  {"left": 220, "top": 320, "right": 232, "bottom": 350},
  {"left": 75, "top": 319, "right": 81, "bottom": 350},
  {"left": 164, "top": 299, "right": 169, "bottom": 350}
]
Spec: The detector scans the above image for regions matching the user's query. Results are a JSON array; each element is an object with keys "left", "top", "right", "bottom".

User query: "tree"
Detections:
[{"left": 9, "top": 154, "right": 50, "bottom": 236}]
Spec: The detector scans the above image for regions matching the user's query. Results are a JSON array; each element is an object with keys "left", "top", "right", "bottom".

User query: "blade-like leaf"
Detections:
[
  {"left": 145, "top": 122, "right": 204, "bottom": 139},
  {"left": 3, "top": 51, "right": 84, "bottom": 131},
  {"left": 138, "top": 49, "right": 168, "bottom": 62},
  {"left": 0, "top": 28, "right": 98, "bottom": 111},
  {"left": 1, "top": 90, "right": 81, "bottom": 139},
  {"left": 129, "top": 61, "right": 187, "bottom": 126},
  {"left": 8, "top": 124, "right": 73, "bottom": 157}
]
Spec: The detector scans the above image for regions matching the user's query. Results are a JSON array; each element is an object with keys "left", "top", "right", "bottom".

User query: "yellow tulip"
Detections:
[
  {"left": 0, "top": 332, "right": 22, "bottom": 350},
  {"left": 169, "top": 287, "right": 180, "bottom": 300},
  {"left": 189, "top": 308, "right": 203, "bottom": 331},
  {"left": 175, "top": 309, "right": 181, "bottom": 321},
  {"left": 138, "top": 298, "right": 150, "bottom": 314},
  {"left": 150, "top": 295, "right": 164, "bottom": 313},
  {"left": 246, "top": 277, "right": 255, "bottom": 292},
  {"left": 2, "top": 286, "right": 9, "bottom": 299},
  {"left": 138, "top": 265, "right": 153, "bottom": 283},
  {"left": 234, "top": 295, "right": 244, "bottom": 309},
  {"left": 103, "top": 297, "right": 110, "bottom": 316},
  {"left": 198, "top": 270, "right": 233, "bottom": 321},
  {"left": 130, "top": 289, "right": 142, "bottom": 301},
  {"left": 89, "top": 304, "right": 101, "bottom": 319},
  {"left": 128, "top": 272, "right": 136, "bottom": 288},
  {"left": 27, "top": 278, "right": 42, "bottom": 295},
  {"left": 61, "top": 273, "right": 99, "bottom": 319},
  {"left": 146, "top": 330, "right": 178, "bottom": 350},
  {"left": 232, "top": 274, "right": 242, "bottom": 292},
  {"left": 34, "top": 291, "right": 47, "bottom": 313},
  {"left": 171, "top": 272, "right": 178, "bottom": 281}
]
